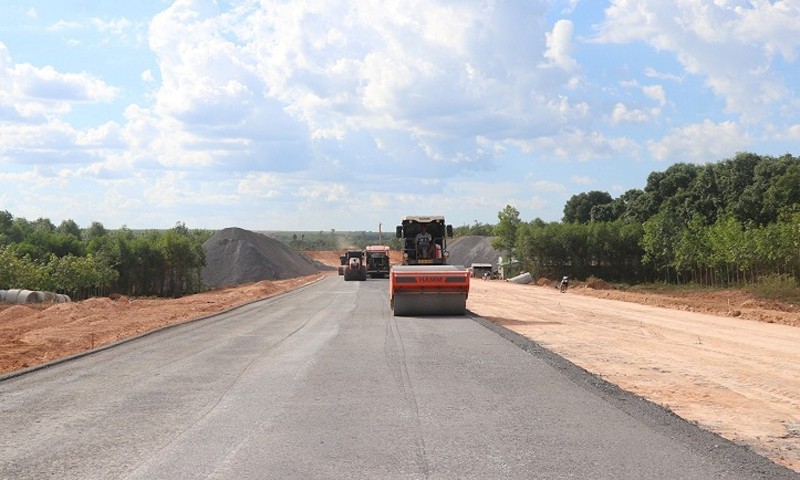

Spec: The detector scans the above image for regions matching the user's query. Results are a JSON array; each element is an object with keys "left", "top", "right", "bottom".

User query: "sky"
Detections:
[{"left": 0, "top": 1, "right": 798, "bottom": 232}]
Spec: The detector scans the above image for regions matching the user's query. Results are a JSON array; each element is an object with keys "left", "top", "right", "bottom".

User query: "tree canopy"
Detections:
[
  {"left": 0, "top": 215, "right": 212, "bottom": 299},
  {"left": 512, "top": 152, "right": 800, "bottom": 286}
]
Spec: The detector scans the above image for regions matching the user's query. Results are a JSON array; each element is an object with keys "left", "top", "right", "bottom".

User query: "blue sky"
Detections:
[{"left": 1, "top": 1, "right": 798, "bottom": 231}]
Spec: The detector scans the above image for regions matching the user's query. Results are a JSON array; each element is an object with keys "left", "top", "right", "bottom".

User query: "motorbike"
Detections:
[{"left": 559, "top": 276, "right": 569, "bottom": 293}]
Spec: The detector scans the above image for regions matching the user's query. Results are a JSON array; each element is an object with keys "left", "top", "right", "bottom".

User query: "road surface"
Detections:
[{"left": 0, "top": 276, "right": 794, "bottom": 479}]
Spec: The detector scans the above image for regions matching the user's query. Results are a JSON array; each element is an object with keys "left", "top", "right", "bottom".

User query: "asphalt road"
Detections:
[{"left": 0, "top": 276, "right": 795, "bottom": 479}]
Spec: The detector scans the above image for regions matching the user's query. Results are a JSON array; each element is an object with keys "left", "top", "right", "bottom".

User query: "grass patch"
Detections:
[
  {"left": 745, "top": 274, "right": 800, "bottom": 303},
  {"left": 626, "top": 281, "right": 722, "bottom": 295},
  {"left": 622, "top": 275, "right": 800, "bottom": 305}
]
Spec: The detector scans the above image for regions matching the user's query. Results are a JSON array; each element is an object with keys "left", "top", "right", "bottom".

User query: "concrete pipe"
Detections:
[
  {"left": 507, "top": 272, "right": 533, "bottom": 284},
  {"left": 37, "top": 291, "right": 56, "bottom": 303},
  {"left": 5, "top": 289, "right": 22, "bottom": 303},
  {"left": 16, "top": 290, "right": 40, "bottom": 303}
]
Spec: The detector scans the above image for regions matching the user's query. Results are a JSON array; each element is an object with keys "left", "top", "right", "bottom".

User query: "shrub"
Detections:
[{"left": 746, "top": 273, "right": 800, "bottom": 302}]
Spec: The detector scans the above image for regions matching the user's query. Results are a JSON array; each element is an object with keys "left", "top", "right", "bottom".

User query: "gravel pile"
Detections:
[
  {"left": 201, "top": 227, "right": 332, "bottom": 288},
  {"left": 446, "top": 235, "right": 504, "bottom": 268}
]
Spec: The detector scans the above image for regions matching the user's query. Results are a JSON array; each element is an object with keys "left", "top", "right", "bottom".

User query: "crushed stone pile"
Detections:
[
  {"left": 201, "top": 227, "right": 333, "bottom": 288},
  {"left": 447, "top": 235, "right": 504, "bottom": 268}
]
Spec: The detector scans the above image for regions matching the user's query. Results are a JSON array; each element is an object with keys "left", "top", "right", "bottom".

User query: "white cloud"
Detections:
[
  {"left": 510, "top": 129, "right": 640, "bottom": 162},
  {"left": 571, "top": 175, "right": 595, "bottom": 185},
  {"left": 644, "top": 67, "right": 682, "bottom": 83},
  {"left": 611, "top": 102, "right": 650, "bottom": 124},
  {"left": 297, "top": 182, "right": 351, "bottom": 202},
  {"left": 558, "top": 0, "right": 580, "bottom": 15},
  {"left": 16, "top": 64, "right": 118, "bottom": 103},
  {"left": 90, "top": 17, "right": 133, "bottom": 36},
  {"left": 48, "top": 20, "right": 82, "bottom": 32},
  {"left": 144, "top": 171, "right": 191, "bottom": 207},
  {"left": 531, "top": 180, "right": 566, "bottom": 193},
  {"left": 0, "top": 167, "right": 48, "bottom": 184},
  {"left": 594, "top": 1, "right": 800, "bottom": 121},
  {"left": 142, "top": 0, "right": 577, "bottom": 178},
  {"left": 0, "top": 43, "right": 118, "bottom": 127},
  {"left": 0, "top": 120, "right": 98, "bottom": 165},
  {"left": 642, "top": 84, "right": 666, "bottom": 106},
  {"left": 543, "top": 19, "right": 578, "bottom": 71},
  {"left": 141, "top": 69, "right": 155, "bottom": 83},
  {"left": 237, "top": 173, "right": 284, "bottom": 199},
  {"left": 75, "top": 121, "right": 119, "bottom": 145},
  {"left": 776, "top": 124, "right": 800, "bottom": 141},
  {"left": 647, "top": 120, "right": 748, "bottom": 162}
]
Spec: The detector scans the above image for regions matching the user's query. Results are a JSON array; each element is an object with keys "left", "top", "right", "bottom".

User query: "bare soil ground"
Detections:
[{"left": 1, "top": 250, "right": 798, "bottom": 472}]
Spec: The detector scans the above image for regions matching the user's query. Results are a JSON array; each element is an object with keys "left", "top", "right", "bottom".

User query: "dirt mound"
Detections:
[
  {"left": 536, "top": 277, "right": 552, "bottom": 287},
  {"left": 447, "top": 236, "right": 504, "bottom": 268},
  {"left": 201, "top": 228, "right": 332, "bottom": 288},
  {"left": 302, "top": 250, "right": 344, "bottom": 268},
  {"left": 586, "top": 278, "right": 615, "bottom": 290},
  {"left": 0, "top": 305, "right": 39, "bottom": 322}
]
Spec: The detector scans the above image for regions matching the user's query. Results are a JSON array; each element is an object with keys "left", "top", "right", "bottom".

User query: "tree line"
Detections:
[
  {"left": 0, "top": 213, "right": 211, "bottom": 300},
  {"left": 490, "top": 152, "right": 800, "bottom": 287},
  {"left": 271, "top": 229, "right": 403, "bottom": 251}
]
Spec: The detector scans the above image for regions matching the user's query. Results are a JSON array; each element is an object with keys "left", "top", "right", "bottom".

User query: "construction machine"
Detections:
[
  {"left": 343, "top": 250, "right": 367, "bottom": 281},
  {"left": 390, "top": 215, "right": 470, "bottom": 316},
  {"left": 365, "top": 245, "right": 391, "bottom": 278}
]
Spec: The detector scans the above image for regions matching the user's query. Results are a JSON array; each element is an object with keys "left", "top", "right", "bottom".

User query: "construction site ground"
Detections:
[{"left": 1, "top": 249, "right": 798, "bottom": 473}]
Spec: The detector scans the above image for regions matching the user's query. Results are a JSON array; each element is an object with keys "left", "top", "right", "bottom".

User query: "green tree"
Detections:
[
  {"left": 705, "top": 214, "right": 744, "bottom": 285},
  {"left": 641, "top": 210, "right": 682, "bottom": 282},
  {"left": 674, "top": 214, "right": 710, "bottom": 284},
  {"left": 57, "top": 219, "right": 82, "bottom": 240},
  {"left": 84, "top": 221, "right": 108, "bottom": 243},
  {"left": 130, "top": 231, "right": 166, "bottom": 296},
  {"left": 454, "top": 221, "right": 495, "bottom": 237},
  {"left": 762, "top": 163, "right": 800, "bottom": 221},
  {"left": 492, "top": 205, "right": 521, "bottom": 258},
  {"left": 563, "top": 191, "right": 613, "bottom": 223},
  {"left": 719, "top": 152, "right": 762, "bottom": 221},
  {"left": 159, "top": 223, "right": 206, "bottom": 297}
]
